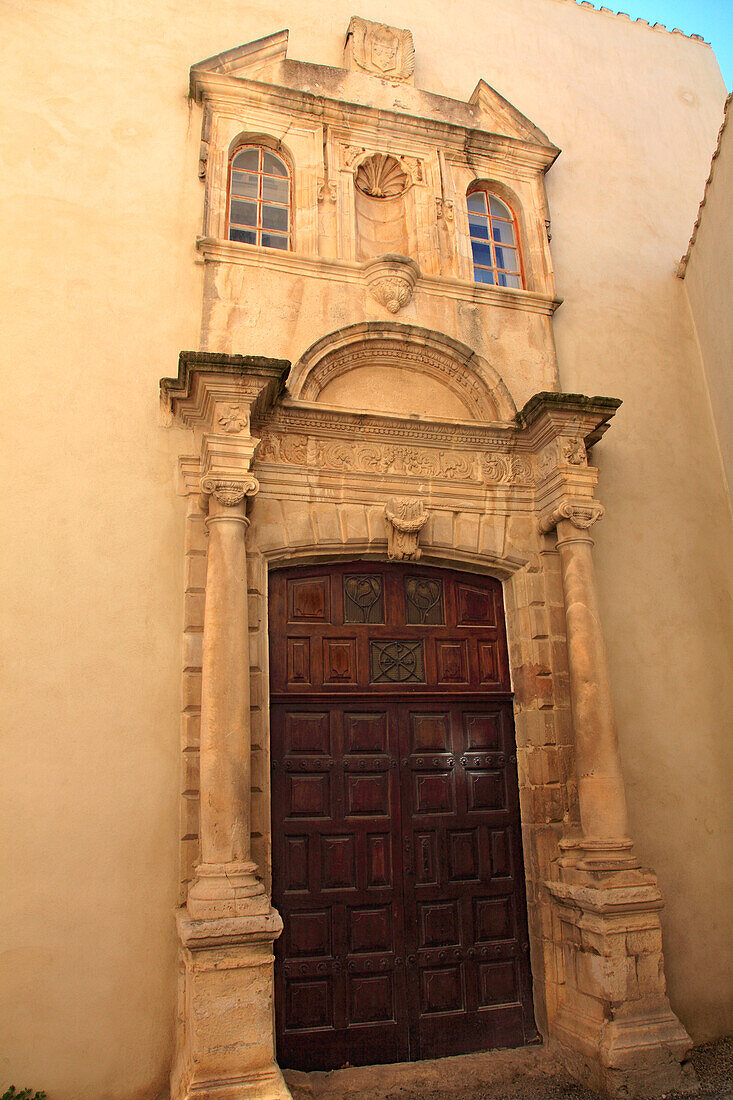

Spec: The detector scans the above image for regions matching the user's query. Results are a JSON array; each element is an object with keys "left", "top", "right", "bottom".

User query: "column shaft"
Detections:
[
  {"left": 555, "top": 521, "right": 634, "bottom": 862},
  {"left": 188, "top": 487, "right": 266, "bottom": 918}
]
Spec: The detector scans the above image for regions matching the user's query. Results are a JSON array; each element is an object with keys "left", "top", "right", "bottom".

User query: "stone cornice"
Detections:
[
  {"left": 160, "top": 350, "right": 290, "bottom": 413},
  {"left": 516, "top": 391, "right": 622, "bottom": 450},
  {"left": 195, "top": 238, "right": 562, "bottom": 316},
  {"left": 191, "top": 71, "right": 558, "bottom": 173}
]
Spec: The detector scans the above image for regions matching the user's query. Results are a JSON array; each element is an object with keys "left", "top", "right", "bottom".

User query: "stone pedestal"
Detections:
[
  {"left": 548, "top": 865, "right": 695, "bottom": 1098},
  {"left": 171, "top": 910, "right": 292, "bottom": 1100}
]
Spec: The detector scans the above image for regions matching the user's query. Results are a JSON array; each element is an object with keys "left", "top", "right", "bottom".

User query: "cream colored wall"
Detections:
[
  {"left": 684, "top": 99, "right": 733, "bottom": 507},
  {"left": 1, "top": 2, "right": 731, "bottom": 1097}
]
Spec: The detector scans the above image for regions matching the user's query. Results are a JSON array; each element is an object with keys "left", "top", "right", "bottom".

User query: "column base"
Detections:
[
  {"left": 187, "top": 861, "right": 270, "bottom": 920},
  {"left": 546, "top": 866, "right": 695, "bottom": 1098},
  {"left": 171, "top": 907, "right": 292, "bottom": 1100}
]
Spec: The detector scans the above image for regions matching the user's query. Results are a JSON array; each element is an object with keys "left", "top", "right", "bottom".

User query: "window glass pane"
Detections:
[
  {"left": 262, "top": 150, "right": 288, "bottom": 177},
  {"left": 230, "top": 226, "right": 257, "bottom": 245},
  {"left": 489, "top": 195, "right": 511, "bottom": 218},
  {"left": 466, "top": 192, "right": 488, "bottom": 213},
  {"left": 261, "top": 203, "right": 288, "bottom": 232},
  {"left": 233, "top": 148, "right": 259, "bottom": 171},
  {"left": 261, "top": 232, "right": 289, "bottom": 250},
  {"left": 498, "top": 272, "right": 522, "bottom": 288},
  {"left": 495, "top": 246, "right": 518, "bottom": 272},
  {"left": 262, "top": 175, "right": 289, "bottom": 204},
  {"left": 471, "top": 240, "right": 494, "bottom": 268},
  {"left": 474, "top": 266, "right": 495, "bottom": 285},
  {"left": 230, "top": 199, "right": 258, "bottom": 227},
  {"left": 231, "top": 171, "right": 259, "bottom": 198},
  {"left": 468, "top": 215, "right": 490, "bottom": 241},
  {"left": 491, "top": 220, "right": 516, "bottom": 246}
]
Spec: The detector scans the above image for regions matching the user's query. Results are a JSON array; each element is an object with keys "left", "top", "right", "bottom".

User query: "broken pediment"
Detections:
[
  {"left": 189, "top": 23, "right": 558, "bottom": 160},
  {"left": 468, "top": 79, "right": 555, "bottom": 150}
]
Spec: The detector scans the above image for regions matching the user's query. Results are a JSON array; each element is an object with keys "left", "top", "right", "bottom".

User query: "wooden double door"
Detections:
[{"left": 270, "top": 563, "right": 536, "bottom": 1071}]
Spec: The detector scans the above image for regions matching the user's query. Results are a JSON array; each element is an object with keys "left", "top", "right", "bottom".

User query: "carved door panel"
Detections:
[
  {"left": 398, "top": 702, "right": 534, "bottom": 1059},
  {"left": 270, "top": 564, "right": 535, "bottom": 1071}
]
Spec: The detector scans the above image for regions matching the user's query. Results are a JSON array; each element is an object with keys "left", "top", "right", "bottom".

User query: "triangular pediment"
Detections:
[{"left": 469, "top": 80, "right": 555, "bottom": 149}]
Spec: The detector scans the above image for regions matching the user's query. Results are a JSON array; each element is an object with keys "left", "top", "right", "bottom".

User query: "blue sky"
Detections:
[{"left": 615, "top": 0, "right": 733, "bottom": 87}]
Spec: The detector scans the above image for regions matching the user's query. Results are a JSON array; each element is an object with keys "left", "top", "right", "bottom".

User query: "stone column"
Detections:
[
  {"left": 543, "top": 500, "right": 636, "bottom": 868},
  {"left": 187, "top": 475, "right": 269, "bottom": 919},
  {"left": 540, "top": 497, "right": 693, "bottom": 1098}
]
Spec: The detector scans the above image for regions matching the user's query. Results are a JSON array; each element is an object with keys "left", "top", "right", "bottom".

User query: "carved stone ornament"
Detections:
[
  {"left": 201, "top": 475, "right": 259, "bottom": 506},
  {"left": 363, "top": 255, "right": 420, "bottom": 314},
  {"left": 538, "top": 498, "right": 605, "bottom": 535},
  {"left": 436, "top": 197, "right": 454, "bottom": 221},
  {"left": 355, "top": 154, "right": 409, "bottom": 198},
  {"left": 562, "top": 438, "right": 587, "bottom": 465},
  {"left": 385, "top": 498, "right": 429, "bottom": 561},
  {"left": 345, "top": 17, "right": 415, "bottom": 82},
  {"left": 217, "top": 405, "right": 248, "bottom": 433}
]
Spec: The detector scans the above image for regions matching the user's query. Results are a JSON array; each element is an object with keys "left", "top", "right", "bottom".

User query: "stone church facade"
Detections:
[{"left": 2, "top": 5, "right": 731, "bottom": 1100}]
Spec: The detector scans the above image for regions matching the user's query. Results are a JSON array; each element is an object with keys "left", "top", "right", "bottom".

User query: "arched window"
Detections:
[
  {"left": 228, "top": 146, "right": 291, "bottom": 250},
  {"left": 467, "top": 189, "right": 523, "bottom": 288}
]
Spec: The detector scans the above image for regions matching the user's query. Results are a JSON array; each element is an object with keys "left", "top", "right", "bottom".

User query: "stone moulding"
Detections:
[
  {"left": 195, "top": 237, "right": 563, "bottom": 316},
  {"left": 362, "top": 254, "right": 421, "bottom": 313},
  {"left": 287, "top": 321, "right": 518, "bottom": 422}
]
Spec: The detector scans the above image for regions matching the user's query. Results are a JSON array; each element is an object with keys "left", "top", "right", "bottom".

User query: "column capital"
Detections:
[
  {"left": 538, "top": 497, "right": 605, "bottom": 535},
  {"left": 201, "top": 474, "right": 259, "bottom": 506}
]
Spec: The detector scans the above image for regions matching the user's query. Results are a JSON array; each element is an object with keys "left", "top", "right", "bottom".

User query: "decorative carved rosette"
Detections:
[
  {"left": 216, "top": 405, "right": 248, "bottom": 434},
  {"left": 538, "top": 498, "right": 605, "bottom": 535},
  {"left": 385, "top": 498, "right": 429, "bottom": 560},
  {"left": 201, "top": 475, "right": 260, "bottom": 507}
]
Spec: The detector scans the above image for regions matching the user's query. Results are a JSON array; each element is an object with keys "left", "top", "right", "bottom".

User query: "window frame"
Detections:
[
  {"left": 226, "top": 143, "right": 293, "bottom": 251},
  {"left": 466, "top": 185, "right": 525, "bottom": 290}
]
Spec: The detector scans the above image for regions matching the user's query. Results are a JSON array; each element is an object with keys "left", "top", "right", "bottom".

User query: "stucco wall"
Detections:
[
  {"left": 1, "top": 2, "right": 731, "bottom": 1097},
  {"left": 683, "top": 96, "right": 733, "bottom": 506}
]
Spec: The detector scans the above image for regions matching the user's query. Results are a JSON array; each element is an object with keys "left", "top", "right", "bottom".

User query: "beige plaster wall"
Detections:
[
  {"left": 1, "top": 1, "right": 731, "bottom": 1097},
  {"left": 683, "top": 97, "right": 733, "bottom": 507}
]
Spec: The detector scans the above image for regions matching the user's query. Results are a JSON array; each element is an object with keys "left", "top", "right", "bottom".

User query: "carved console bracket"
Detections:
[
  {"left": 363, "top": 254, "right": 421, "bottom": 313},
  {"left": 385, "top": 497, "right": 428, "bottom": 560}
]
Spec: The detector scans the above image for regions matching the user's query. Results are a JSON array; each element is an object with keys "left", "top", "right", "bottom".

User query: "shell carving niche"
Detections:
[
  {"left": 355, "top": 154, "right": 409, "bottom": 198},
  {"left": 354, "top": 154, "right": 411, "bottom": 261}
]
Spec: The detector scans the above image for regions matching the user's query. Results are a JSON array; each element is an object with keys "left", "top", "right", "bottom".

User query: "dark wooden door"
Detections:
[{"left": 270, "top": 563, "right": 536, "bottom": 1071}]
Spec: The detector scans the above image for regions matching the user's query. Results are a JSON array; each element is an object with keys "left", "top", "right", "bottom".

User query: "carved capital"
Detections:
[
  {"left": 538, "top": 498, "right": 604, "bottom": 535},
  {"left": 201, "top": 475, "right": 259, "bottom": 507},
  {"left": 385, "top": 498, "right": 428, "bottom": 561}
]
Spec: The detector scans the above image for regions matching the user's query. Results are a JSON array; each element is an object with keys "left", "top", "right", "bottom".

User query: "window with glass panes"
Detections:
[
  {"left": 228, "top": 147, "right": 291, "bottom": 249},
  {"left": 467, "top": 191, "right": 522, "bottom": 288}
]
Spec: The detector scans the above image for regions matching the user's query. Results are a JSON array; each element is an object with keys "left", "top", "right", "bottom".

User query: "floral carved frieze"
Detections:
[
  {"left": 385, "top": 498, "right": 428, "bottom": 561},
  {"left": 254, "top": 430, "right": 535, "bottom": 486}
]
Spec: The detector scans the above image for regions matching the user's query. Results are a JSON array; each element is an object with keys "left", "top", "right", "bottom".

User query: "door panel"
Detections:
[{"left": 270, "top": 564, "right": 535, "bottom": 1071}]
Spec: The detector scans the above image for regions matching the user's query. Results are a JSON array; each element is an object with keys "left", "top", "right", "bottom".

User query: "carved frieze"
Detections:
[
  {"left": 254, "top": 430, "right": 535, "bottom": 486},
  {"left": 385, "top": 498, "right": 428, "bottom": 560}
]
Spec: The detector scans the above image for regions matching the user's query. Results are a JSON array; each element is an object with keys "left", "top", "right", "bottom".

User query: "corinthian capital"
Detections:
[
  {"left": 201, "top": 475, "right": 259, "bottom": 506},
  {"left": 538, "top": 498, "right": 605, "bottom": 535}
]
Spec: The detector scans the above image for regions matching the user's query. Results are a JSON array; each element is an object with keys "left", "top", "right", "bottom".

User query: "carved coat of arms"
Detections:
[{"left": 345, "top": 17, "right": 415, "bottom": 82}]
